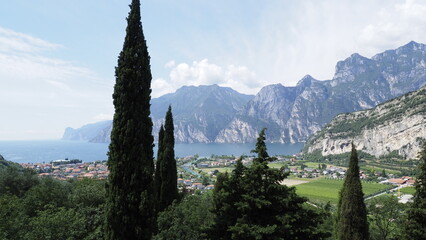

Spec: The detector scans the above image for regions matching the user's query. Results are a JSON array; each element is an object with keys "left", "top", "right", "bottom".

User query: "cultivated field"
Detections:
[
  {"left": 400, "top": 186, "right": 415, "bottom": 195},
  {"left": 282, "top": 179, "right": 309, "bottom": 186},
  {"left": 295, "top": 178, "right": 392, "bottom": 205}
]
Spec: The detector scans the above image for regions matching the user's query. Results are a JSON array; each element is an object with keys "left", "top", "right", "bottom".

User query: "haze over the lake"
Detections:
[{"left": 1, "top": 0, "right": 426, "bottom": 140}]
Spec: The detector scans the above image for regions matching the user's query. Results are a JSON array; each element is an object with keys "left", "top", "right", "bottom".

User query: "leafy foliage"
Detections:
[
  {"left": 0, "top": 164, "right": 106, "bottom": 240},
  {"left": 209, "top": 129, "right": 329, "bottom": 239},
  {"left": 0, "top": 154, "right": 20, "bottom": 170},
  {"left": 0, "top": 166, "right": 39, "bottom": 197},
  {"left": 154, "top": 193, "right": 214, "bottom": 240},
  {"left": 404, "top": 142, "right": 426, "bottom": 239},
  {"left": 367, "top": 195, "right": 405, "bottom": 240}
]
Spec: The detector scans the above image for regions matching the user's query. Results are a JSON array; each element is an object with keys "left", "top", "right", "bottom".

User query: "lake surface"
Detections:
[{"left": 0, "top": 140, "right": 304, "bottom": 163}]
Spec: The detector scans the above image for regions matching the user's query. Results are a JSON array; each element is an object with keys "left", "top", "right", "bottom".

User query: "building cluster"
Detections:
[
  {"left": 196, "top": 157, "right": 249, "bottom": 168},
  {"left": 21, "top": 160, "right": 215, "bottom": 192},
  {"left": 177, "top": 178, "right": 214, "bottom": 191},
  {"left": 380, "top": 176, "right": 415, "bottom": 186},
  {"left": 20, "top": 161, "right": 109, "bottom": 180}
]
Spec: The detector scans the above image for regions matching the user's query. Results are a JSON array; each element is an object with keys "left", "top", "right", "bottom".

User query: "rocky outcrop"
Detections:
[
  {"left": 304, "top": 86, "right": 426, "bottom": 159},
  {"left": 62, "top": 120, "right": 112, "bottom": 141}
]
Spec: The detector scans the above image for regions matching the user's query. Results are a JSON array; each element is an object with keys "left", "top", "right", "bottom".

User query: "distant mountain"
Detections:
[
  {"left": 63, "top": 41, "right": 426, "bottom": 144},
  {"left": 63, "top": 85, "right": 254, "bottom": 143},
  {"left": 303, "top": 85, "right": 426, "bottom": 159},
  {"left": 216, "top": 41, "right": 426, "bottom": 143},
  {"left": 62, "top": 120, "right": 112, "bottom": 141}
]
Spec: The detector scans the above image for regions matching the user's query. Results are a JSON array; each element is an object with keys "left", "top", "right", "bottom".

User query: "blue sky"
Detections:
[{"left": 1, "top": 0, "right": 426, "bottom": 140}]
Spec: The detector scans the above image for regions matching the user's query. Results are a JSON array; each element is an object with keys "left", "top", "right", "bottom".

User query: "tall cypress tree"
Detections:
[
  {"left": 157, "top": 106, "right": 179, "bottom": 212},
  {"left": 404, "top": 142, "right": 426, "bottom": 239},
  {"left": 154, "top": 125, "right": 165, "bottom": 208},
  {"left": 105, "top": 0, "right": 155, "bottom": 239},
  {"left": 336, "top": 144, "right": 369, "bottom": 240}
]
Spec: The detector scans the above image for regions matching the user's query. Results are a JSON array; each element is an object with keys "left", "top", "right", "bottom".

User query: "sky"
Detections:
[{"left": 1, "top": 0, "right": 426, "bottom": 140}]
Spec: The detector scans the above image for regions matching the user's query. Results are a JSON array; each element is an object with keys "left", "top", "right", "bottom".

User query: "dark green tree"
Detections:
[
  {"left": 0, "top": 166, "right": 39, "bottom": 197},
  {"left": 105, "top": 0, "right": 155, "bottom": 239},
  {"left": 157, "top": 106, "right": 179, "bottom": 212},
  {"left": 154, "top": 193, "right": 214, "bottom": 240},
  {"left": 208, "top": 159, "right": 245, "bottom": 240},
  {"left": 336, "top": 143, "right": 369, "bottom": 240},
  {"left": 154, "top": 124, "right": 165, "bottom": 209},
  {"left": 367, "top": 195, "right": 405, "bottom": 240},
  {"left": 404, "top": 142, "right": 426, "bottom": 239},
  {"left": 209, "top": 129, "right": 328, "bottom": 240}
]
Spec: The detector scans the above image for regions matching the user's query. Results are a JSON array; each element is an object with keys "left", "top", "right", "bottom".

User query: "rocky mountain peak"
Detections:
[
  {"left": 399, "top": 40, "right": 424, "bottom": 52},
  {"left": 250, "top": 84, "right": 287, "bottom": 104},
  {"left": 296, "top": 75, "right": 318, "bottom": 91},
  {"left": 373, "top": 41, "right": 425, "bottom": 61},
  {"left": 296, "top": 74, "right": 315, "bottom": 85},
  {"left": 333, "top": 53, "right": 375, "bottom": 82}
]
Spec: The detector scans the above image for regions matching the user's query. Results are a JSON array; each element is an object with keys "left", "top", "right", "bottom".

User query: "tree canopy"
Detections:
[
  {"left": 209, "top": 129, "right": 328, "bottom": 240},
  {"left": 404, "top": 142, "right": 426, "bottom": 239}
]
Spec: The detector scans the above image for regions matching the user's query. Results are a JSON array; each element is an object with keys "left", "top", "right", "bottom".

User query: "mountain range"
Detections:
[{"left": 63, "top": 41, "right": 426, "bottom": 144}]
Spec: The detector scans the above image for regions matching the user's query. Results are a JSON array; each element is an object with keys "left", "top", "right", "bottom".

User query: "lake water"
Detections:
[{"left": 0, "top": 140, "right": 304, "bottom": 163}]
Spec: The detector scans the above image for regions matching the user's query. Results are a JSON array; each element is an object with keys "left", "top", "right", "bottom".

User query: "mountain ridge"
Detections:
[
  {"left": 62, "top": 41, "right": 426, "bottom": 144},
  {"left": 217, "top": 41, "right": 426, "bottom": 143}
]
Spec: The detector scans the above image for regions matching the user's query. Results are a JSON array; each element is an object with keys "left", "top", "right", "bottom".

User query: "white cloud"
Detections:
[
  {"left": 0, "top": 27, "right": 113, "bottom": 140},
  {"left": 164, "top": 60, "right": 176, "bottom": 68},
  {"left": 152, "top": 0, "right": 426, "bottom": 98},
  {"left": 152, "top": 59, "right": 261, "bottom": 97},
  {"left": 0, "top": 26, "right": 61, "bottom": 53},
  {"left": 202, "top": 0, "right": 426, "bottom": 87},
  {"left": 358, "top": 0, "right": 426, "bottom": 55}
]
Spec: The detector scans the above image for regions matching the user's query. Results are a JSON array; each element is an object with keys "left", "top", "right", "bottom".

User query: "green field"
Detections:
[
  {"left": 268, "top": 162, "right": 286, "bottom": 169},
  {"left": 198, "top": 167, "right": 234, "bottom": 174},
  {"left": 295, "top": 178, "right": 392, "bottom": 205},
  {"left": 400, "top": 187, "right": 416, "bottom": 195}
]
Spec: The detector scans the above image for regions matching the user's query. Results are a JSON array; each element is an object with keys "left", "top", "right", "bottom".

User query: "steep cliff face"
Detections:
[
  {"left": 304, "top": 86, "right": 426, "bottom": 159},
  {"left": 217, "top": 41, "right": 426, "bottom": 143}
]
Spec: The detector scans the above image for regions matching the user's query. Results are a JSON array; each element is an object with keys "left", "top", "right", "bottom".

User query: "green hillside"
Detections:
[{"left": 0, "top": 154, "right": 20, "bottom": 170}]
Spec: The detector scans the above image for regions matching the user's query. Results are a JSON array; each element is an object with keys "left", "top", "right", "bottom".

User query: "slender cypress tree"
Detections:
[
  {"left": 154, "top": 125, "right": 165, "bottom": 207},
  {"left": 336, "top": 144, "right": 369, "bottom": 240},
  {"left": 158, "top": 106, "right": 179, "bottom": 212},
  {"left": 404, "top": 142, "right": 426, "bottom": 239},
  {"left": 105, "top": 0, "right": 155, "bottom": 239}
]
